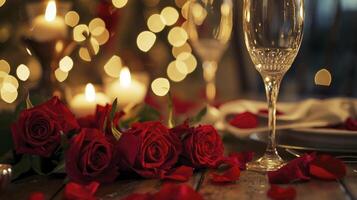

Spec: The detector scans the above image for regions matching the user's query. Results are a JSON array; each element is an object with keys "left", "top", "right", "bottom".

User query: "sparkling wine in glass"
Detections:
[
  {"left": 187, "top": 0, "right": 233, "bottom": 104},
  {"left": 243, "top": 0, "right": 304, "bottom": 171}
]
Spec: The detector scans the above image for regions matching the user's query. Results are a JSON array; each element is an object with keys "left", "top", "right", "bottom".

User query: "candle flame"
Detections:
[
  {"left": 120, "top": 67, "right": 131, "bottom": 87},
  {"left": 85, "top": 83, "right": 96, "bottom": 102},
  {"left": 45, "top": 0, "right": 57, "bottom": 22}
]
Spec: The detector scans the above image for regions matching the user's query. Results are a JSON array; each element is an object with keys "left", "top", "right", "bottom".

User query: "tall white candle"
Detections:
[
  {"left": 31, "top": 0, "right": 67, "bottom": 42},
  {"left": 70, "top": 83, "right": 110, "bottom": 117},
  {"left": 106, "top": 67, "right": 147, "bottom": 108}
]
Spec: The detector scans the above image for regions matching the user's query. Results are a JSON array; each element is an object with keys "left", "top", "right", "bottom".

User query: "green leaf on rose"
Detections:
[
  {"left": 12, "top": 154, "right": 32, "bottom": 180},
  {"left": 110, "top": 98, "right": 118, "bottom": 121},
  {"left": 112, "top": 124, "right": 122, "bottom": 141},
  {"left": 31, "top": 155, "right": 46, "bottom": 175},
  {"left": 26, "top": 94, "right": 34, "bottom": 109},
  {"left": 137, "top": 104, "right": 161, "bottom": 122},
  {"left": 190, "top": 107, "right": 207, "bottom": 125}
]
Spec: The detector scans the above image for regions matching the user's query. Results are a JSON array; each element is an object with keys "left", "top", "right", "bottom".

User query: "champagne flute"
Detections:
[
  {"left": 243, "top": 0, "right": 304, "bottom": 171},
  {"left": 187, "top": 0, "right": 233, "bottom": 105}
]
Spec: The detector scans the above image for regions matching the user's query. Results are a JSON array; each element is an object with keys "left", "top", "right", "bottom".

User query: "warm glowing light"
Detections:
[
  {"left": 2, "top": 75, "right": 18, "bottom": 92},
  {"left": 137, "top": 31, "right": 156, "bottom": 52},
  {"left": 90, "top": 37, "right": 100, "bottom": 55},
  {"left": 93, "top": 29, "right": 110, "bottom": 45},
  {"left": 161, "top": 7, "right": 179, "bottom": 26},
  {"left": 147, "top": 14, "right": 165, "bottom": 33},
  {"left": 167, "top": 60, "right": 187, "bottom": 82},
  {"left": 119, "top": 67, "right": 132, "bottom": 87},
  {"left": 151, "top": 78, "right": 170, "bottom": 96},
  {"left": 221, "top": 3, "right": 231, "bottom": 16},
  {"left": 89, "top": 18, "right": 106, "bottom": 36},
  {"left": 16, "top": 64, "right": 30, "bottom": 81},
  {"left": 54, "top": 68, "right": 68, "bottom": 82},
  {"left": 0, "top": 0, "right": 6, "bottom": 7},
  {"left": 0, "top": 26, "right": 10, "bottom": 43},
  {"left": 0, "top": 59, "right": 10, "bottom": 74},
  {"left": 78, "top": 48, "right": 91, "bottom": 62},
  {"left": 315, "top": 68, "right": 332, "bottom": 86},
  {"left": 59, "top": 56, "right": 74, "bottom": 72},
  {"left": 181, "top": 1, "right": 190, "bottom": 19},
  {"left": 175, "top": 0, "right": 186, "bottom": 8},
  {"left": 177, "top": 52, "right": 197, "bottom": 73},
  {"left": 55, "top": 41, "right": 64, "bottom": 52},
  {"left": 192, "top": 3, "right": 207, "bottom": 25},
  {"left": 45, "top": 0, "right": 57, "bottom": 22},
  {"left": 112, "top": 0, "right": 128, "bottom": 8},
  {"left": 25, "top": 48, "right": 32, "bottom": 56},
  {"left": 65, "top": 11, "right": 80, "bottom": 27},
  {"left": 168, "top": 27, "right": 188, "bottom": 47},
  {"left": 144, "top": 0, "right": 160, "bottom": 7},
  {"left": 85, "top": 83, "right": 96, "bottom": 102},
  {"left": 73, "top": 24, "right": 89, "bottom": 42},
  {"left": 104, "top": 55, "right": 122, "bottom": 78},
  {"left": 172, "top": 43, "right": 192, "bottom": 58},
  {"left": 0, "top": 87, "right": 18, "bottom": 103},
  {"left": 27, "top": 58, "right": 42, "bottom": 82}
]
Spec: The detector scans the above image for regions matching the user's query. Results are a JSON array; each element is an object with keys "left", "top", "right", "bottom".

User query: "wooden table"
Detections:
[{"left": 1, "top": 136, "right": 356, "bottom": 200}]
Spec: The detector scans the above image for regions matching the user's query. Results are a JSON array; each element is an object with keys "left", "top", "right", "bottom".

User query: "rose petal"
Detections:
[
  {"left": 267, "top": 185, "right": 296, "bottom": 200},
  {"left": 309, "top": 154, "right": 346, "bottom": 180},
  {"left": 121, "top": 193, "right": 153, "bottom": 200},
  {"left": 63, "top": 181, "right": 99, "bottom": 200},
  {"left": 268, "top": 154, "right": 315, "bottom": 184},
  {"left": 154, "top": 184, "right": 204, "bottom": 200},
  {"left": 28, "top": 192, "right": 45, "bottom": 200},
  {"left": 210, "top": 165, "right": 241, "bottom": 184},
  {"left": 229, "top": 112, "right": 258, "bottom": 129},
  {"left": 161, "top": 166, "right": 194, "bottom": 182},
  {"left": 227, "top": 152, "right": 254, "bottom": 170},
  {"left": 345, "top": 117, "right": 357, "bottom": 131}
]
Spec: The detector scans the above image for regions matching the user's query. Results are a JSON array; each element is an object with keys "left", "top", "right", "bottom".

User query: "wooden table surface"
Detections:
[{"left": 1, "top": 136, "right": 356, "bottom": 200}]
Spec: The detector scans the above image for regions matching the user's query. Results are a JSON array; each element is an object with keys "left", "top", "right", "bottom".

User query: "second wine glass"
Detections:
[{"left": 187, "top": 0, "right": 233, "bottom": 105}]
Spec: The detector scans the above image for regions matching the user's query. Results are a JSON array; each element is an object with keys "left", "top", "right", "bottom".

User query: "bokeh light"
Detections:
[
  {"left": 168, "top": 27, "right": 188, "bottom": 47},
  {"left": 137, "top": 31, "right": 156, "bottom": 52},
  {"left": 104, "top": 55, "right": 123, "bottom": 78},
  {"left": 0, "top": 59, "right": 10, "bottom": 74},
  {"left": 54, "top": 68, "right": 68, "bottom": 82},
  {"left": 181, "top": 1, "right": 190, "bottom": 19},
  {"left": 89, "top": 18, "right": 106, "bottom": 36},
  {"left": 59, "top": 56, "right": 74, "bottom": 72},
  {"left": 175, "top": 0, "right": 186, "bottom": 8},
  {"left": 2, "top": 75, "right": 18, "bottom": 92},
  {"left": 0, "top": 0, "right": 6, "bottom": 7},
  {"left": 151, "top": 77, "right": 170, "bottom": 96},
  {"left": 27, "top": 58, "right": 41, "bottom": 82},
  {"left": 112, "top": 0, "right": 128, "bottom": 8},
  {"left": 79, "top": 47, "right": 92, "bottom": 62},
  {"left": 161, "top": 7, "right": 179, "bottom": 26},
  {"left": 177, "top": 52, "right": 197, "bottom": 73},
  {"left": 172, "top": 42, "right": 192, "bottom": 58},
  {"left": 16, "top": 64, "right": 30, "bottom": 81},
  {"left": 315, "top": 68, "right": 332, "bottom": 86},
  {"left": 167, "top": 60, "right": 187, "bottom": 82},
  {"left": 0, "top": 87, "right": 18, "bottom": 103},
  {"left": 73, "top": 24, "right": 89, "bottom": 42},
  {"left": 93, "top": 29, "right": 110, "bottom": 45},
  {"left": 0, "top": 26, "right": 10, "bottom": 43},
  {"left": 65, "top": 11, "right": 80, "bottom": 27},
  {"left": 147, "top": 14, "right": 165, "bottom": 33}
]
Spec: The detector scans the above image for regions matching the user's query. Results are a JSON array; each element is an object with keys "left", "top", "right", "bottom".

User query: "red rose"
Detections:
[
  {"left": 345, "top": 117, "right": 357, "bottom": 131},
  {"left": 116, "top": 121, "right": 181, "bottom": 178},
  {"left": 66, "top": 128, "right": 118, "bottom": 183},
  {"left": 11, "top": 97, "right": 79, "bottom": 157},
  {"left": 180, "top": 125, "right": 224, "bottom": 168},
  {"left": 77, "top": 104, "right": 124, "bottom": 140}
]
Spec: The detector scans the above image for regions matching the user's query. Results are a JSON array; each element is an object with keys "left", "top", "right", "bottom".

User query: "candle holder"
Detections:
[{"left": 22, "top": 37, "right": 76, "bottom": 100}]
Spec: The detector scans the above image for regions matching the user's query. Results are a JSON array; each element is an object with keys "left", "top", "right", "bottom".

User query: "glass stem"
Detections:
[
  {"left": 263, "top": 75, "right": 282, "bottom": 157},
  {"left": 203, "top": 61, "right": 218, "bottom": 104}
]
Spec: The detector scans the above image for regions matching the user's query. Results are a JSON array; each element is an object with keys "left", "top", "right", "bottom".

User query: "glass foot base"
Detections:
[{"left": 246, "top": 153, "right": 285, "bottom": 172}]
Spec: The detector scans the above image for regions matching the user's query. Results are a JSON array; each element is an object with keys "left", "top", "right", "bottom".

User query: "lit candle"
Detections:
[
  {"left": 31, "top": 0, "right": 67, "bottom": 42},
  {"left": 106, "top": 67, "right": 147, "bottom": 108},
  {"left": 70, "top": 83, "right": 110, "bottom": 117}
]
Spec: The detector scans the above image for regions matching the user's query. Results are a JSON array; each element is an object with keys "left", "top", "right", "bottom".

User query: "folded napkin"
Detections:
[{"left": 217, "top": 98, "right": 357, "bottom": 137}]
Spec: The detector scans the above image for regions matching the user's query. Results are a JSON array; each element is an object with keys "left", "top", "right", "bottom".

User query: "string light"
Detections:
[
  {"left": 137, "top": 31, "right": 156, "bottom": 52},
  {"left": 168, "top": 27, "right": 188, "bottom": 47},
  {"left": 147, "top": 14, "right": 165, "bottom": 33},
  {"left": 65, "top": 11, "right": 80, "bottom": 27},
  {"left": 161, "top": 7, "right": 179, "bottom": 26},
  {"left": 151, "top": 77, "right": 170, "bottom": 96},
  {"left": 112, "top": 0, "right": 128, "bottom": 8},
  {"left": 59, "top": 56, "right": 74, "bottom": 72},
  {"left": 104, "top": 55, "right": 123, "bottom": 78},
  {"left": 16, "top": 64, "right": 30, "bottom": 81}
]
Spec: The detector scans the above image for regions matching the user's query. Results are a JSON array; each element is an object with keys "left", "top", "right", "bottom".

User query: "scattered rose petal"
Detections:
[
  {"left": 227, "top": 151, "right": 254, "bottom": 170},
  {"left": 267, "top": 185, "right": 296, "bottom": 200},
  {"left": 309, "top": 154, "right": 346, "bottom": 180},
  {"left": 28, "top": 192, "right": 45, "bottom": 200},
  {"left": 229, "top": 112, "right": 258, "bottom": 129},
  {"left": 161, "top": 166, "right": 194, "bottom": 182},
  {"left": 154, "top": 184, "right": 204, "bottom": 200},
  {"left": 121, "top": 193, "right": 153, "bottom": 200},
  {"left": 210, "top": 165, "right": 241, "bottom": 184},
  {"left": 345, "top": 117, "right": 357, "bottom": 131},
  {"left": 63, "top": 182, "right": 99, "bottom": 200},
  {"left": 268, "top": 154, "right": 315, "bottom": 184}
]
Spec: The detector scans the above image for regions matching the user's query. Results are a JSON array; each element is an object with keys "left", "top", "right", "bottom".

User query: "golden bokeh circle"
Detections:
[{"left": 151, "top": 77, "right": 170, "bottom": 96}]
